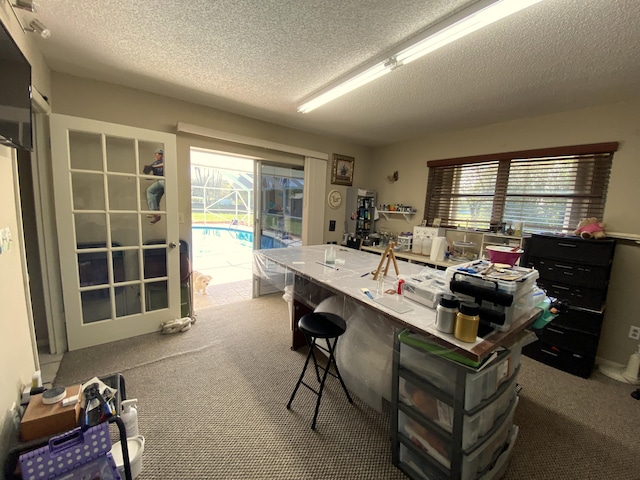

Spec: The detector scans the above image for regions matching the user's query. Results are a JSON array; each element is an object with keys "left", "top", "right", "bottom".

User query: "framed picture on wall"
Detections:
[{"left": 331, "top": 154, "right": 354, "bottom": 186}]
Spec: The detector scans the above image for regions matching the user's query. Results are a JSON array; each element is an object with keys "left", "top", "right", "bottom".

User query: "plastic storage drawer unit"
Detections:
[
  {"left": 398, "top": 398, "right": 519, "bottom": 480},
  {"left": 399, "top": 334, "right": 521, "bottom": 411},
  {"left": 398, "top": 372, "right": 518, "bottom": 451}
]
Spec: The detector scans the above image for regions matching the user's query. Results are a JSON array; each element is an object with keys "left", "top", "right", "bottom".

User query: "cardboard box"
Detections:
[{"left": 20, "top": 384, "right": 82, "bottom": 442}]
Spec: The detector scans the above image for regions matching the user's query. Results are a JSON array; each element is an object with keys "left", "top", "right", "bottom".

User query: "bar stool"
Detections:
[{"left": 287, "top": 312, "right": 354, "bottom": 429}]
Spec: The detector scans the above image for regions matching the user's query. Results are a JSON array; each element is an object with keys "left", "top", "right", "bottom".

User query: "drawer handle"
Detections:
[
  {"left": 541, "top": 349, "right": 559, "bottom": 357},
  {"left": 551, "top": 284, "right": 570, "bottom": 290},
  {"left": 558, "top": 243, "right": 577, "bottom": 248},
  {"left": 547, "top": 327, "right": 564, "bottom": 335}
]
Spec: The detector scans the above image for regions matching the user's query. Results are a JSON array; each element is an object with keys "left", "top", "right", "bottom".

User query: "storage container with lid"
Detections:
[
  {"left": 435, "top": 294, "right": 459, "bottom": 334},
  {"left": 455, "top": 302, "right": 480, "bottom": 343}
]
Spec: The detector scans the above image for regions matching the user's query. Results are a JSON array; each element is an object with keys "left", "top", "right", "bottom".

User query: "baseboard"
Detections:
[{"left": 596, "top": 356, "right": 625, "bottom": 369}]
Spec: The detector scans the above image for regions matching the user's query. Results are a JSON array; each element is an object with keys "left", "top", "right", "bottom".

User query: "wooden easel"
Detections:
[{"left": 373, "top": 242, "right": 400, "bottom": 280}]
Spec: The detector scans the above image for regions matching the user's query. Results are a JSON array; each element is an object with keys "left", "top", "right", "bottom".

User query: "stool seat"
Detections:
[
  {"left": 287, "top": 311, "right": 353, "bottom": 429},
  {"left": 298, "top": 312, "right": 346, "bottom": 339}
]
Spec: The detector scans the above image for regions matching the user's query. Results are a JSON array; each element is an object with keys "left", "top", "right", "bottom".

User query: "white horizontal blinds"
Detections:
[
  {"left": 425, "top": 143, "right": 617, "bottom": 233},
  {"left": 504, "top": 154, "right": 613, "bottom": 233},
  {"left": 426, "top": 160, "right": 498, "bottom": 229}
]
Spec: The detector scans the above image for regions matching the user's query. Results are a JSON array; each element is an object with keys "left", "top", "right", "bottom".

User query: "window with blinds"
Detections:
[{"left": 425, "top": 143, "right": 616, "bottom": 233}]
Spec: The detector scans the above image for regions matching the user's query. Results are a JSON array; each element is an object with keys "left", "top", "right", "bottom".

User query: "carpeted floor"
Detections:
[{"left": 54, "top": 294, "right": 640, "bottom": 479}]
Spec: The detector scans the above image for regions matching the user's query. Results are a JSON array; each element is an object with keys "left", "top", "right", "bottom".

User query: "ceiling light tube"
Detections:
[
  {"left": 395, "top": 0, "right": 543, "bottom": 66},
  {"left": 297, "top": 0, "right": 542, "bottom": 113},
  {"left": 297, "top": 61, "right": 391, "bottom": 113}
]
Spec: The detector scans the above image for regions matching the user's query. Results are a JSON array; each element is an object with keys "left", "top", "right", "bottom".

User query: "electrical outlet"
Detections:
[{"left": 629, "top": 325, "right": 640, "bottom": 340}]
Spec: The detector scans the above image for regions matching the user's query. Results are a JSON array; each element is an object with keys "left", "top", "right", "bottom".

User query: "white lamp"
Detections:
[{"left": 297, "top": 0, "right": 543, "bottom": 113}]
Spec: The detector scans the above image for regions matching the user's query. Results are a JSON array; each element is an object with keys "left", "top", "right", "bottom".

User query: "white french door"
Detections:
[{"left": 51, "top": 114, "right": 180, "bottom": 350}]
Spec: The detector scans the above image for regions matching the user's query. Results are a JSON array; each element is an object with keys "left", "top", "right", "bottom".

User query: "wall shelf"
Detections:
[{"left": 379, "top": 210, "right": 417, "bottom": 222}]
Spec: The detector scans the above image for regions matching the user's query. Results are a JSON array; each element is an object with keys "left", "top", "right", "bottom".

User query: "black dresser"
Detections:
[{"left": 521, "top": 234, "right": 616, "bottom": 378}]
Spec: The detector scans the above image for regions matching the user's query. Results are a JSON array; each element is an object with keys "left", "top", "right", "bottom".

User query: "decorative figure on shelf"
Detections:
[
  {"left": 574, "top": 217, "right": 607, "bottom": 239},
  {"left": 144, "top": 149, "right": 164, "bottom": 224}
]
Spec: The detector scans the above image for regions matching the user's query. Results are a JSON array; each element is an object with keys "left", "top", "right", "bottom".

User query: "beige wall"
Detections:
[
  {"left": 0, "top": 7, "right": 50, "bottom": 470},
  {"left": 366, "top": 99, "right": 640, "bottom": 365},
  {"left": 50, "top": 73, "right": 373, "bottom": 245},
  {"left": 0, "top": 146, "right": 37, "bottom": 471}
]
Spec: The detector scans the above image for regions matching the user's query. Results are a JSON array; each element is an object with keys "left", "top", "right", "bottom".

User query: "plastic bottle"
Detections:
[
  {"left": 435, "top": 294, "right": 459, "bottom": 334},
  {"left": 421, "top": 236, "right": 433, "bottom": 256},
  {"left": 121, "top": 399, "right": 139, "bottom": 438},
  {"left": 454, "top": 302, "right": 480, "bottom": 343},
  {"left": 412, "top": 235, "right": 423, "bottom": 254}
]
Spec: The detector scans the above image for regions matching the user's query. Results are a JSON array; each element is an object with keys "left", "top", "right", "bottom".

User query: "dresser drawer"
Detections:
[
  {"left": 526, "top": 257, "right": 609, "bottom": 289},
  {"left": 523, "top": 341, "right": 595, "bottom": 378},
  {"left": 536, "top": 278, "right": 606, "bottom": 311},
  {"left": 535, "top": 322, "right": 600, "bottom": 356},
  {"left": 524, "top": 236, "right": 615, "bottom": 266},
  {"left": 550, "top": 308, "right": 603, "bottom": 335}
]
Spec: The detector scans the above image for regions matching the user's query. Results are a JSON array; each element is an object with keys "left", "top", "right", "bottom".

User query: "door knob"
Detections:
[{"left": 169, "top": 242, "right": 177, "bottom": 249}]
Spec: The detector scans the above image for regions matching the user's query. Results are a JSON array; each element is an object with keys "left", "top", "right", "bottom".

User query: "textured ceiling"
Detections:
[{"left": 21, "top": 0, "right": 640, "bottom": 147}]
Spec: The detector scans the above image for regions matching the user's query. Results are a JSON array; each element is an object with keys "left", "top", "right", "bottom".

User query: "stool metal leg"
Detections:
[
  {"left": 326, "top": 337, "right": 353, "bottom": 404},
  {"left": 287, "top": 332, "right": 354, "bottom": 430},
  {"left": 287, "top": 337, "right": 317, "bottom": 410}
]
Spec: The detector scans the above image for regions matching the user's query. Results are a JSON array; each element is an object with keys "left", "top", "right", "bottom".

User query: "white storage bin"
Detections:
[
  {"left": 398, "top": 269, "right": 448, "bottom": 308},
  {"left": 445, "top": 260, "right": 539, "bottom": 332},
  {"left": 398, "top": 374, "right": 517, "bottom": 451},
  {"left": 445, "top": 260, "right": 539, "bottom": 296},
  {"left": 398, "top": 397, "right": 518, "bottom": 480},
  {"left": 399, "top": 340, "right": 520, "bottom": 411}
]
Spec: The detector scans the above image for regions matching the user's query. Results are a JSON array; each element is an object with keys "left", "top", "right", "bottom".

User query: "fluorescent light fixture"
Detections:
[
  {"left": 7, "top": 0, "right": 51, "bottom": 39},
  {"left": 27, "top": 18, "right": 51, "bottom": 38},
  {"left": 297, "top": 0, "right": 543, "bottom": 113},
  {"left": 297, "top": 62, "right": 390, "bottom": 114},
  {"left": 11, "top": 0, "right": 36, "bottom": 12}
]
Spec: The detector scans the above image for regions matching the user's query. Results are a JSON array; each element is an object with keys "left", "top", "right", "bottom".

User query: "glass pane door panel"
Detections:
[
  {"left": 81, "top": 289, "right": 111, "bottom": 323},
  {"left": 116, "top": 285, "right": 141, "bottom": 317},
  {"left": 112, "top": 250, "right": 125, "bottom": 283},
  {"left": 259, "top": 164, "right": 304, "bottom": 249},
  {"left": 78, "top": 251, "right": 109, "bottom": 287},
  {"left": 72, "top": 172, "right": 105, "bottom": 210},
  {"left": 144, "top": 247, "right": 167, "bottom": 279},
  {"left": 115, "top": 249, "right": 140, "bottom": 282},
  {"left": 74, "top": 213, "right": 107, "bottom": 244},
  {"left": 106, "top": 136, "right": 136, "bottom": 174},
  {"left": 138, "top": 141, "right": 165, "bottom": 174},
  {"left": 140, "top": 178, "right": 165, "bottom": 213},
  {"left": 109, "top": 213, "right": 138, "bottom": 247},
  {"left": 146, "top": 281, "right": 168, "bottom": 311},
  {"left": 142, "top": 213, "right": 166, "bottom": 239},
  {"left": 69, "top": 131, "right": 103, "bottom": 171},
  {"left": 108, "top": 174, "right": 138, "bottom": 210}
]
